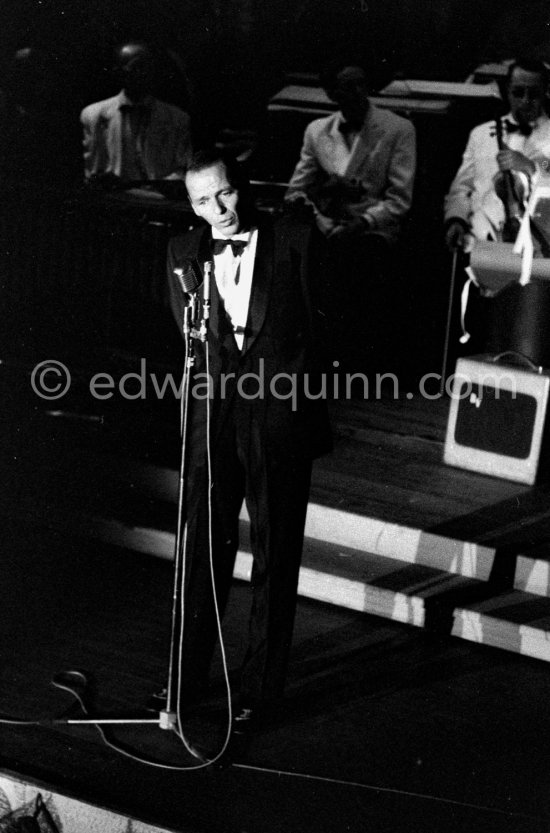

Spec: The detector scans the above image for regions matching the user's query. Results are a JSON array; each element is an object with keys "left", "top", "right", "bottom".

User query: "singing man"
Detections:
[{"left": 165, "top": 150, "right": 332, "bottom": 731}]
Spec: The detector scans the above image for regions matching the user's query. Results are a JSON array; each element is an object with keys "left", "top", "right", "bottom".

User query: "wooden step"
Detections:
[
  {"left": 248, "top": 534, "right": 490, "bottom": 628},
  {"left": 101, "top": 456, "right": 499, "bottom": 581},
  {"left": 452, "top": 591, "right": 550, "bottom": 661},
  {"left": 0, "top": 480, "right": 489, "bottom": 634},
  {"left": 515, "top": 547, "right": 550, "bottom": 598},
  {"left": 27, "top": 507, "right": 487, "bottom": 631}
]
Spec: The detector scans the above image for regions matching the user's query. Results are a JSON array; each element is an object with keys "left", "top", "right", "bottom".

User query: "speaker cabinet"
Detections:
[{"left": 444, "top": 356, "right": 550, "bottom": 484}]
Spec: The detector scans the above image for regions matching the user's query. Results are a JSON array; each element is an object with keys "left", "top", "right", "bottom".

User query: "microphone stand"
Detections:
[
  {"left": 164, "top": 293, "right": 200, "bottom": 730},
  {"left": 164, "top": 262, "right": 211, "bottom": 730}
]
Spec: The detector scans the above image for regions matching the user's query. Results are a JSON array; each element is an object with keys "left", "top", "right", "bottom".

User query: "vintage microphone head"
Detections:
[{"left": 174, "top": 259, "right": 201, "bottom": 295}]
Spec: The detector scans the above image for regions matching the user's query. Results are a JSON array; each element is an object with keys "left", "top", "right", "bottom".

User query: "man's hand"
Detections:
[
  {"left": 327, "top": 216, "right": 368, "bottom": 240},
  {"left": 284, "top": 191, "right": 309, "bottom": 207},
  {"left": 497, "top": 147, "right": 536, "bottom": 177},
  {"left": 284, "top": 191, "right": 315, "bottom": 221},
  {"left": 444, "top": 220, "right": 468, "bottom": 251},
  {"left": 315, "top": 211, "right": 336, "bottom": 236}
]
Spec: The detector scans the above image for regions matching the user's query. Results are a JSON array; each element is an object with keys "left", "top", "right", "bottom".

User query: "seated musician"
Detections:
[
  {"left": 444, "top": 58, "right": 550, "bottom": 360},
  {"left": 80, "top": 41, "right": 192, "bottom": 185},
  {"left": 284, "top": 61, "right": 416, "bottom": 373},
  {"left": 444, "top": 58, "right": 550, "bottom": 251}
]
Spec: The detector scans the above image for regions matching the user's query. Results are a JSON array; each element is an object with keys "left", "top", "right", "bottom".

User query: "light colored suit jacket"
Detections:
[
  {"left": 444, "top": 113, "right": 550, "bottom": 241},
  {"left": 286, "top": 104, "right": 416, "bottom": 243},
  {"left": 80, "top": 91, "right": 192, "bottom": 180}
]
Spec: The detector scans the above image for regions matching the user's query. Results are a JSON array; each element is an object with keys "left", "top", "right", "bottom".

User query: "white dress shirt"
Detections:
[{"left": 211, "top": 227, "right": 258, "bottom": 350}]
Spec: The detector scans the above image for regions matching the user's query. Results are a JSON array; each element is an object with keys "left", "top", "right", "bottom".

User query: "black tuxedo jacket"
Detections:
[{"left": 166, "top": 214, "right": 332, "bottom": 462}]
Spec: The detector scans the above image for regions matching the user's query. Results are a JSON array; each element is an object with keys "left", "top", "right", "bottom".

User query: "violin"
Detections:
[{"left": 492, "top": 116, "right": 525, "bottom": 242}]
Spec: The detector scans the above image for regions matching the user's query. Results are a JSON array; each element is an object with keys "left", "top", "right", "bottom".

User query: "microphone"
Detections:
[
  {"left": 174, "top": 259, "right": 201, "bottom": 337},
  {"left": 174, "top": 259, "right": 213, "bottom": 341},
  {"left": 174, "top": 258, "right": 201, "bottom": 296}
]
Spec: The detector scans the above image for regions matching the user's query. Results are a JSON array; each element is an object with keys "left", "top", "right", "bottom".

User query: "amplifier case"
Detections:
[{"left": 444, "top": 356, "right": 550, "bottom": 484}]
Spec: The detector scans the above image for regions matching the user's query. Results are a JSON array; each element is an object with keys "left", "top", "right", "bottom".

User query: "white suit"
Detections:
[{"left": 444, "top": 113, "right": 550, "bottom": 241}]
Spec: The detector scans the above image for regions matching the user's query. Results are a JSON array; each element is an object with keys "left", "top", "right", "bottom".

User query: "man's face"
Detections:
[
  {"left": 186, "top": 163, "right": 242, "bottom": 237},
  {"left": 507, "top": 67, "right": 546, "bottom": 124},
  {"left": 118, "top": 45, "right": 154, "bottom": 101},
  {"left": 326, "top": 66, "right": 370, "bottom": 125}
]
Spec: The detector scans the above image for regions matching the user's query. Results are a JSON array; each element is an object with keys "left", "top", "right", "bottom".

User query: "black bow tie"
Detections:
[
  {"left": 503, "top": 119, "right": 533, "bottom": 137},
  {"left": 211, "top": 238, "right": 248, "bottom": 256}
]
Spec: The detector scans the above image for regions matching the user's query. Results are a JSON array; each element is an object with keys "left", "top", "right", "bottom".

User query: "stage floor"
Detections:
[{"left": 1, "top": 367, "right": 550, "bottom": 832}]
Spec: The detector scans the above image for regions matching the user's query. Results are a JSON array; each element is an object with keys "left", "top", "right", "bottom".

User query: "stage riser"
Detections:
[
  {"left": 99, "top": 457, "right": 499, "bottom": 582},
  {"left": 5, "top": 451, "right": 550, "bottom": 663},
  {"left": 18, "top": 503, "right": 541, "bottom": 660},
  {"left": 75, "top": 518, "right": 550, "bottom": 664},
  {"left": 453, "top": 600, "right": 550, "bottom": 663}
]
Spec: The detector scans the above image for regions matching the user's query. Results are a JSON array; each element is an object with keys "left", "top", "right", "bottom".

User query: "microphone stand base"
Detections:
[{"left": 159, "top": 709, "right": 178, "bottom": 730}]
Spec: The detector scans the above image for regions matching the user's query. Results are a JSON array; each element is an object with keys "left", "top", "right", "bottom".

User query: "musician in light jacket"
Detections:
[
  {"left": 285, "top": 64, "right": 416, "bottom": 245},
  {"left": 444, "top": 58, "right": 550, "bottom": 250},
  {"left": 80, "top": 42, "right": 192, "bottom": 182},
  {"left": 284, "top": 63, "right": 416, "bottom": 372}
]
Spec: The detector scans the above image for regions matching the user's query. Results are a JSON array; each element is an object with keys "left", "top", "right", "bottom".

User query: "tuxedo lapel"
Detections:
[{"left": 241, "top": 219, "right": 274, "bottom": 355}]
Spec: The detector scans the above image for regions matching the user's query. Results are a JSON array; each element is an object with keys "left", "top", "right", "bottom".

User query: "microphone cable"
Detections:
[{"left": 173, "top": 334, "right": 234, "bottom": 767}]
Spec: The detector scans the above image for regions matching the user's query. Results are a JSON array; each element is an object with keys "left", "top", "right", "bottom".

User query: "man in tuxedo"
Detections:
[
  {"left": 166, "top": 150, "right": 331, "bottom": 730},
  {"left": 80, "top": 42, "right": 192, "bottom": 183},
  {"left": 285, "top": 63, "right": 416, "bottom": 373}
]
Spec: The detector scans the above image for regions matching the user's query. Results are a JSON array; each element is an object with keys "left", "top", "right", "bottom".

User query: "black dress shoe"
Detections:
[
  {"left": 145, "top": 683, "right": 208, "bottom": 714},
  {"left": 232, "top": 706, "right": 258, "bottom": 734},
  {"left": 145, "top": 686, "right": 168, "bottom": 713}
]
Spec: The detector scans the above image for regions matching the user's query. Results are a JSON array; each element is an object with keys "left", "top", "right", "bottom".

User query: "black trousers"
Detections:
[{"left": 177, "top": 406, "right": 312, "bottom": 707}]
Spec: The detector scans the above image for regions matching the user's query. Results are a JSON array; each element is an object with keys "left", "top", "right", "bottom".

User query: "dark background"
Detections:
[{"left": 2, "top": 0, "right": 550, "bottom": 135}]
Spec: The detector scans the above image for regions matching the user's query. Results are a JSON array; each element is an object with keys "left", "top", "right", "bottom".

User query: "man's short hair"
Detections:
[
  {"left": 319, "top": 61, "right": 368, "bottom": 93},
  {"left": 185, "top": 148, "right": 250, "bottom": 193},
  {"left": 115, "top": 41, "right": 152, "bottom": 62},
  {"left": 506, "top": 57, "right": 550, "bottom": 89},
  {"left": 319, "top": 57, "right": 394, "bottom": 95}
]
